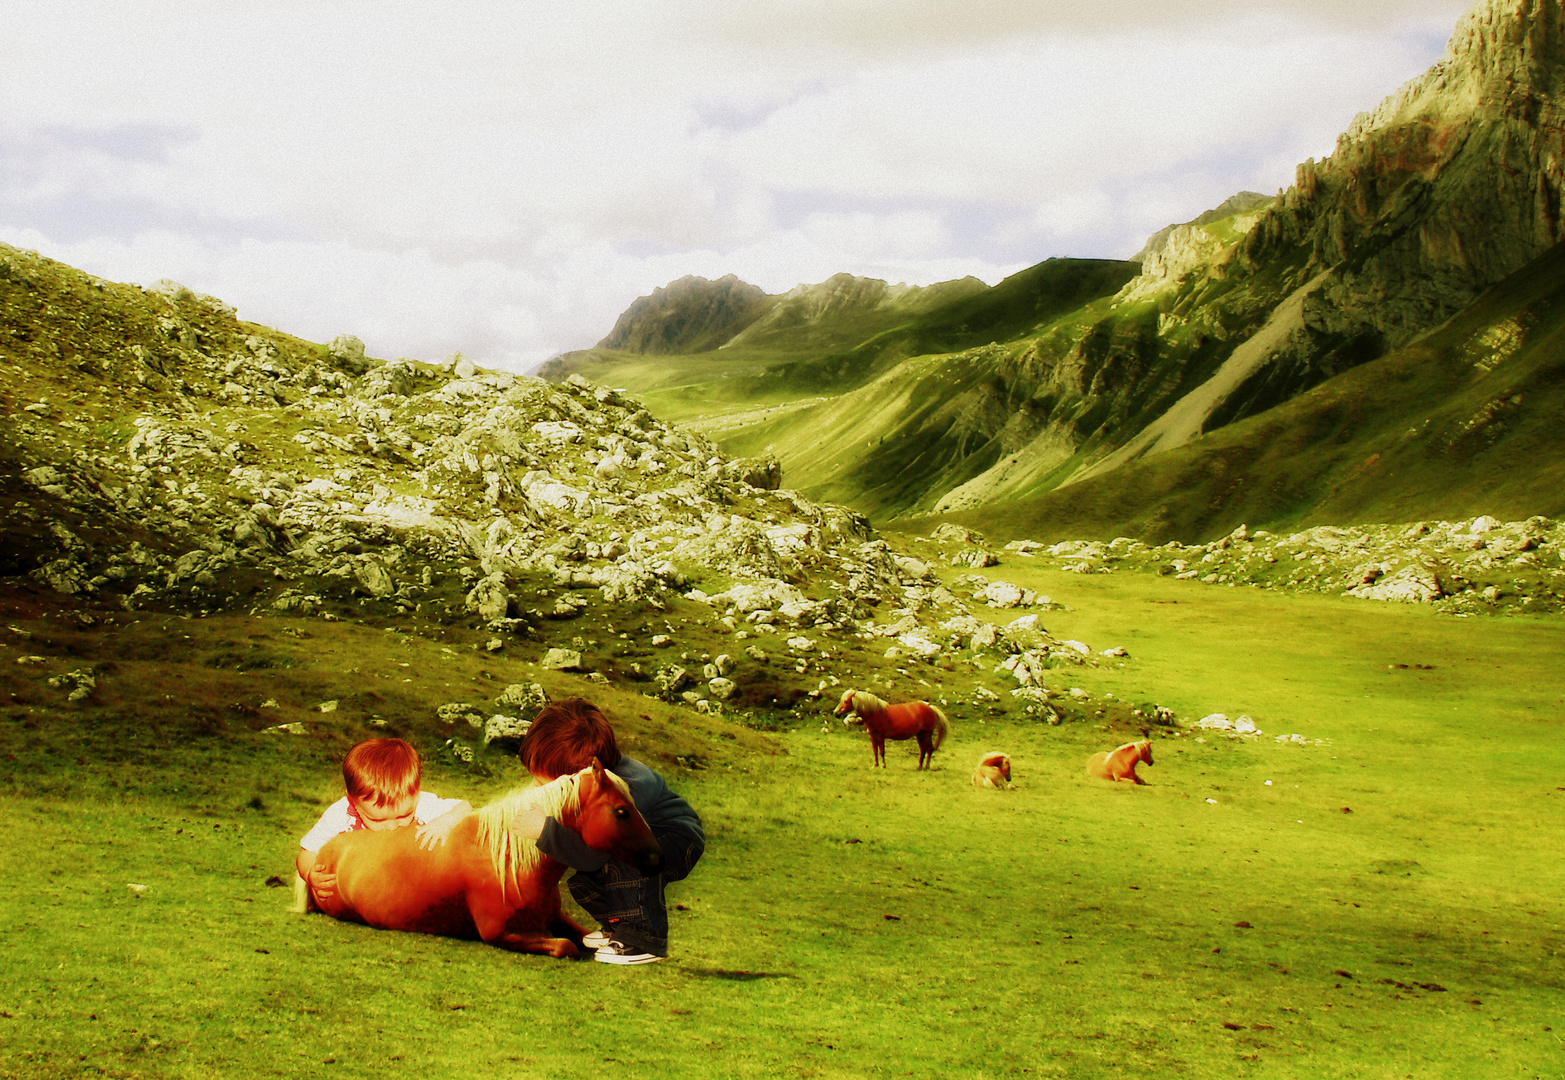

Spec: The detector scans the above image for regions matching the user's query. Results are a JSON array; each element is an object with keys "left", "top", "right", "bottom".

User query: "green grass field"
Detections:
[{"left": 3, "top": 567, "right": 1563, "bottom": 1078}]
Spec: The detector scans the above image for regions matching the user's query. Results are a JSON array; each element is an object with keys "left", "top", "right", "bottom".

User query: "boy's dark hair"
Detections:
[
  {"left": 520, "top": 697, "right": 621, "bottom": 777},
  {"left": 343, "top": 738, "right": 421, "bottom": 807}
]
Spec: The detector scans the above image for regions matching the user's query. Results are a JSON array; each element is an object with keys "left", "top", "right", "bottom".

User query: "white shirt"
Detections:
[{"left": 298, "top": 790, "right": 460, "bottom": 853}]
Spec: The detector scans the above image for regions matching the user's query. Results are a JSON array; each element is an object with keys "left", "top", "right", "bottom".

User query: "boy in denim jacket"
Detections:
[{"left": 516, "top": 698, "right": 703, "bottom": 964}]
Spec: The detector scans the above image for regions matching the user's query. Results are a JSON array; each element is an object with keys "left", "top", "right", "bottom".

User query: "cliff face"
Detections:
[
  {"left": 1242, "top": 0, "right": 1565, "bottom": 347},
  {"left": 595, "top": 274, "right": 769, "bottom": 354},
  {"left": 1087, "top": 0, "right": 1565, "bottom": 465}
]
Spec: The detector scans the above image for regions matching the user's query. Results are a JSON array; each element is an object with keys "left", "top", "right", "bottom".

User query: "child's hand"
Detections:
[
  {"left": 415, "top": 802, "right": 473, "bottom": 850},
  {"left": 415, "top": 816, "right": 457, "bottom": 849},
  {"left": 308, "top": 866, "right": 337, "bottom": 902},
  {"left": 512, "top": 807, "right": 547, "bottom": 841}
]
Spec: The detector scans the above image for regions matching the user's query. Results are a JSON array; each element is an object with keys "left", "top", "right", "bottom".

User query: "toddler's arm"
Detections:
[{"left": 415, "top": 800, "right": 473, "bottom": 849}]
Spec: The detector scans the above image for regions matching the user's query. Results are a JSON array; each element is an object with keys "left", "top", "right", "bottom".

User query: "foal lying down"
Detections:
[{"left": 1086, "top": 740, "right": 1154, "bottom": 785}]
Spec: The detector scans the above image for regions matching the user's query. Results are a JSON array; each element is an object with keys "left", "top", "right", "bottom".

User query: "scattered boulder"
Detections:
[
  {"left": 328, "top": 335, "right": 369, "bottom": 375},
  {"left": 466, "top": 573, "right": 512, "bottom": 620},
  {"left": 353, "top": 556, "right": 395, "bottom": 598},
  {"left": 437, "top": 702, "right": 485, "bottom": 727},
  {"left": 483, "top": 714, "right": 532, "bottom": 753},
  {"left": 541, "top": 648, "right": 585, "bottom": 672},
  {"left": 982, "top": 581, "right": 1032, "bottom": 609},
  {"left": 495, "top": 682, "right": 547, "bottom": 713}
]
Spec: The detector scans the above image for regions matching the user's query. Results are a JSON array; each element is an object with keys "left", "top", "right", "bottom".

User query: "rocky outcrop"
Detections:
[
  {"left": 1238, "top": 0, "right": 1565, "bottom": 359},
  {"left": 958, "top": 516, "right": 1564, "bottom": 615},
  {"left": 1131, "top": 191, "right": 1274, "bottom": 265}
]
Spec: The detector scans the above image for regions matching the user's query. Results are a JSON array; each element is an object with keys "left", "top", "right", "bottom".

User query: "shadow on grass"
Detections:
[{"left": 678, "top": 967, "right": 797, "bottom": 981}]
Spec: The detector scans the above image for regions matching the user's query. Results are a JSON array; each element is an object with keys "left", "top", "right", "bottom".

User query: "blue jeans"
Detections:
[{"left": 568, "top": 825, "right": 703, "bottom": 956}]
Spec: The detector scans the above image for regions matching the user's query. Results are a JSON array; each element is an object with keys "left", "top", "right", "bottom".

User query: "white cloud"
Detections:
[{"left": 0, "top": 0, "right": 1471, "bottom": 371}]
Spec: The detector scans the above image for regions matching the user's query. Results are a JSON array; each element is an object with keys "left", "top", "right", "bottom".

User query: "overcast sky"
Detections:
[{"left": 2, "top": 0, "right": 1471, "bottom": 372}]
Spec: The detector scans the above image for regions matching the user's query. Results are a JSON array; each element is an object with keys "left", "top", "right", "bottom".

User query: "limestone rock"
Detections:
[
  {"left": 541, "top": 648, "right": 584, "bottom": 672},
  {"left": 328, "top": 335, "right": 369, "bottom": 375},
  {"left": 437, "top": 703, "right": 485, "bottom": 727},
  {"left": 353, "top": 556, "right": 395, "bottom": 597},
  {"left": 495, "top": 682, "right": 547, "bottom": 714},
  {"left": 465, "top": 573, "right": 511, "bottom": 620},
  {"left": 1352, "top": 565, "right": 1443, "bottom": 603},
  {"left": 483, "top": 714, "right": 532, "bottom": 753}
]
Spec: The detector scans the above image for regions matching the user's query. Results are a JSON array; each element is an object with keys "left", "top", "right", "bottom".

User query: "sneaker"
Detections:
[
  {"left": 593, "top": 939, "right": 665, "bottom": 965},
  {"left": 582, "top": 928, "right": 613, "bottom": 949}
]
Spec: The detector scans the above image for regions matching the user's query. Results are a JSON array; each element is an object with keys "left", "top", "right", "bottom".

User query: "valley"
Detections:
[{"left": 2, "top": 1, "right": 1564, "bottom": 1077}]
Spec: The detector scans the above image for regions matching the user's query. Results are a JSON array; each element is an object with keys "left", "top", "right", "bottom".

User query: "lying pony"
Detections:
[
  {"left": 971, "top": 751, "right": 1012, "bottom": 789},
  {"left": 1086, "top": 740, "right": 1154, "bottom": 784}
]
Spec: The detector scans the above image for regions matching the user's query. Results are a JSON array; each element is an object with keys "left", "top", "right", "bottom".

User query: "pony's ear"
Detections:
[{"left": 590, "top": 756, "right": 605, "bottom": 778}]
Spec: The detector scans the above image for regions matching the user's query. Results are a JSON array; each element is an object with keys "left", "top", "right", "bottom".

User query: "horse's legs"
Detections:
[
  {"left": 472, "top": 896, "right": 582, "bottom": 959},
  {"left": 549, "top": 912, "right": 588, "bottom": 944},
  {"left": 871, "top": 734, "right": 885, "bottom": 767},
  {"left": 916, "top": 731, "right": 934, "bottom": 769},
  {"left": 493, "top": 930, "right": 581, "bottom": 959}
]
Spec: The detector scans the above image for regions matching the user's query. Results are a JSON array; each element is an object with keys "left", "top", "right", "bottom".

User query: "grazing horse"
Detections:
[
  {"left": 834, "top": 689, "right": 950, "bottom": 769},
  {"left": 972, "top": 751, "right": 1012, "bottom": 789},
  {"left": 1086, "top": 740, "right": 1154, "bottom": 785},
  {"left": 306, "top": 760, "right": 661, "bottom": 957}
]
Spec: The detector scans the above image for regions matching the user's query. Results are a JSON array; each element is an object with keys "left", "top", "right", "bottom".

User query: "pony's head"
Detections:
[
  {"left": 475, "top": 762, "right": 661, "bottom": 889},
  {"left": 833, "top": 688, "right": 857, "bottom": 718},
  {"left": 979, "top": 752, "right": 1012, "bottom": 782},
  {"left": 1133, "top": 740, "right": 1153, "bottom": 766},
  {"left": 573, "top": 759, "right": 663, "bottom": 875}
]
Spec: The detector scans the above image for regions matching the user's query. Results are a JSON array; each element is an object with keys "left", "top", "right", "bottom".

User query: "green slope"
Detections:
[
  {"left": 913, "top": 238, "right": 1565, "bottom": 543},
  {"left": 539, "top": 258, "right": 1137, "bottom": 430}
]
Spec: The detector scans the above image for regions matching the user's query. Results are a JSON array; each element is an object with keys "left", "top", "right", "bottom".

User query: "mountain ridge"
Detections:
[{"left": 551, "top": 0, "right": 1565, "bottom": 532}]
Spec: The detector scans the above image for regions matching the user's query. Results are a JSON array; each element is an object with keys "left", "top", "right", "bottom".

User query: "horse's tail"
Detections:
[
  {"left": 930, "top": 705, "right": 950, "bottom": 750},
  {"left": 290, "top": 873, "right": 311, "bottom": 915}
]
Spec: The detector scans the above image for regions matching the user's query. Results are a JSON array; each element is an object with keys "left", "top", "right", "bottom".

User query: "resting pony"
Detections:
[
  {"left": 834, "top": 689, "right": 950, "bottom": 769},
  {"left": 972, "top": 751, "right": 1012, "bottom": 789},
  {"left": 306, "top": 760, "right": 661, "bottom": 957},
  {"left": 1086, "top": 740, "right": 1154, "bottom": 785}
]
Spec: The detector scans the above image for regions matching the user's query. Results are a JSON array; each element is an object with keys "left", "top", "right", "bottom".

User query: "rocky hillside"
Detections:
[
  {"left": 943, "top": 516, "right": 1565, "bottom": 617},
  {"left": 552, "top": 0, "right": 1565, "bottom": 531},
  {"left": 1, "top": 240, "right": 1173, "bottom": 741}
]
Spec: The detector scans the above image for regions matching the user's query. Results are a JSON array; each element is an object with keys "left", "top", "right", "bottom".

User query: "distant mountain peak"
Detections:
[{"left": 595, "top": 274, "right": 768, "bottom": 354}]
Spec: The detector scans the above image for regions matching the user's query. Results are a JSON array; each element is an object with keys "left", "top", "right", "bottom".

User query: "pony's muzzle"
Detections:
[{"left": 634, "top": 845, "right": 664, "bottom": 876}]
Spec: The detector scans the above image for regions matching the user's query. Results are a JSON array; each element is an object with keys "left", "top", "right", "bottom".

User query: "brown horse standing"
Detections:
[
  {"left": 1086, "top": 740, "right": 1154, "bottom": 784},
  {"left": 306, "top": 760, "right": 661, "bottom": 957},
  {"left": 835, "top": 689, "right": 950, "bottom": 769}
]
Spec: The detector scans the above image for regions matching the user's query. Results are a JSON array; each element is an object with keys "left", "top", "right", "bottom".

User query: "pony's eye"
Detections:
[{"left": 615, "top": 807, "right": 627, "bottom": 818}]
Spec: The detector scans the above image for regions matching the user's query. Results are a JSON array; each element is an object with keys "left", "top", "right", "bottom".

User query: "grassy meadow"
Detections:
[{"left": 2, "top": 565, "right": 1563, "bottom": 1078}]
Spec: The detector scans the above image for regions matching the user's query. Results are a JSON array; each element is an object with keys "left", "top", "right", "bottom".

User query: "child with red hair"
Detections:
[
  {"left": 516, "top": 698, "right": 704, "bottom": 965},
  {"left": 295, "top": 738, "right": 471, "bottom": 903}
]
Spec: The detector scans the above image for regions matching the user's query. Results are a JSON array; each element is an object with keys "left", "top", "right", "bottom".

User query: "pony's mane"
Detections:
[
  {"left": 473, "top": 767, "right": 633, "bottom": 894},
  {"left": 849, "top": 689, "right": 888, "bottom": 713}
]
